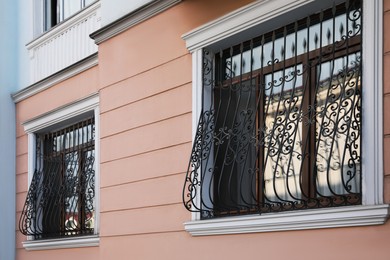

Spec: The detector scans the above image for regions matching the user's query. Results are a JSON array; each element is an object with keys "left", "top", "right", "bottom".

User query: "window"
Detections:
[
  {"left": 20, "top": 118, "right": 95, "bottom": 239},
  {"left": 44, "top": 0, "right": 96, "bottom": 31},
  {"left": 19, "top": 94, "right": 99, "bottom": 249},
  {"left": 182, "top": 0, "right": 388, "bottom": 235}
]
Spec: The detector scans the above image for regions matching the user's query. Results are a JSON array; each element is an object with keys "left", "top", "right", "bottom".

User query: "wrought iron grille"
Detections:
[
  {"left": 183, "top": 0, "right": 362, "bottom": 219},
  {"left": 19, "top": 118, "right": 95, "bottom": 239}
]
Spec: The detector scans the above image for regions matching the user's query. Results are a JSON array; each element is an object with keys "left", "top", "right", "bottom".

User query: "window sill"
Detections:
[
  {"left": 22, "top": 235, "right": 99, "bottom": 251},
  {"left": 184, "top": 204, "right": 390, "bottom": 236}
]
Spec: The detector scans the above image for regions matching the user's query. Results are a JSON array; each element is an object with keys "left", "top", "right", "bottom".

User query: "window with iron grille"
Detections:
[
  {"left": 183, "top": 0, "right": 362, "bottom": 219},
  {"left": 19, "top": 117, "right": 95, "bottom": 239}
]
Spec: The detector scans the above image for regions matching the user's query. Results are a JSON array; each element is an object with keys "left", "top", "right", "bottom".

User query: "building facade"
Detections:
[{"left": 8, "top": 0, "right": 390, "bottom": 259}]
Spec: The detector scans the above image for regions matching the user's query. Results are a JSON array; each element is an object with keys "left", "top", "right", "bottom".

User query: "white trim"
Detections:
[
  {"left": 182, "top": 0, "right": 315, "bottom": 52},
  {"left": 361, "top": 0, "right": 383, "bottom": 205},
  {"left": 12, "top": 53, "right": 98, "bottom": 103},
  {"left": 23, "top": 235, "right": 99, "bottom": 251},
  {"left": 184, "top": 0, "right": 388, "bottom": 235},
  {"left": 185, "top": 205, "right": 390, "bottom": 236},
  {"left": 90, "top": 0, "right": 181, "bottom": 44},
  {"left": 191, "top": 50, "right": 203, "bottom": 221},
  {"left": 93, "top": 105, "right": 101, "bottom": 235},
  {"left": 27, "top": 134, "right": 36, "bottom": 187}
]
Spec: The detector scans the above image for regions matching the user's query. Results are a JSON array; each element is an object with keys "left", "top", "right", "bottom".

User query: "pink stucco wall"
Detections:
[{"left": 15, "top": 0, "right": 390, "bottom": 259}]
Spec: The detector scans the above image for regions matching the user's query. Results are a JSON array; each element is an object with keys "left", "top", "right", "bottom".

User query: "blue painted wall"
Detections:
[
  {"left": 0, "top": 0, "right": 20, "bottom": 258},
  {"left": 0, "top": 0, "right": 34, "bottom": 256}
]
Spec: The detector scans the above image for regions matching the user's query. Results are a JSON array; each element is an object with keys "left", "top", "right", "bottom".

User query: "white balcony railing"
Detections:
[{"left": 27, "top": 1, "right": 101, "bottom": 83}]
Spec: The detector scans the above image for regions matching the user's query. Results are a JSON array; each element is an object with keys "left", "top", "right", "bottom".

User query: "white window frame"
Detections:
[
  {"left": 182, "top": 0, "right": 389, "bottom": 236},
  {"left": 22, "top": 93, "right": 100, "bottom": 250},
  {"left": 33, "top": 0, "right": 98, "bottom": 36}
]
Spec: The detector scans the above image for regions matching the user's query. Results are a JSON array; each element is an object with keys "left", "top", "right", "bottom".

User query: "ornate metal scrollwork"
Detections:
[
  {"left": 19, "top": 118, "right": 95, "bottom": 239},
  {"left": 183, "top": 0, "right": 362, "bottom": 218}
]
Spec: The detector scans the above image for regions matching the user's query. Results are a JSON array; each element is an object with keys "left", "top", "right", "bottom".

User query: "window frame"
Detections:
[
  {"left": 22, "top": 93, "right": 100, "bottom": 250},
  {"left": 37, "top": 117, "right": 96, "bottom": 239},
  {"left": 33, "top": 0, "right": 98, "bottom": 35},
  {"left": 182, "top": 0, "right": 389, "bottom": 236}
]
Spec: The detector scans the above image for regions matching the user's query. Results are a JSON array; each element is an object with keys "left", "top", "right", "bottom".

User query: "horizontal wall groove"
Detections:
[
  {"left": 100, "top": 111, "right": 191, "bottom": 140},
  {"left": 100, "top": 53, "right": 189, "bottom": 91},
  {"left": 101, "top": 171, "right": 185, "bottom": 189},
  {"left": 100, "top": 201, "right": 182, "bottom": 214},
  {"left": 100, "top": 141, "right": 191, "bottom": 164},
  {"left": 16, "top": 152, "right": 28, "bottom": 157},
  {"left": 100, "top": 202, "right": 182, "bottom": 214},
  {"left": 100, "top": 82, "right": 191, "bottom": 115},
  {"left": 16, "top": 133, "right": 27, "bottom": 139},
  {"left": 100, "top": 229, "right": 185, "bottom": 238},
  {"left": 16, "top": 190, "right": 27, "bottom": 196}
]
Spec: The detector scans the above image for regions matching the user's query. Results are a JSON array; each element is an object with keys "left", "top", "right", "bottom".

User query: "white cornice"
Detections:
[
  {"left": 12, "top": 53, "right": 98, "bottom": 103},
  {"left": 182, "top": 0, "right": 318, "bottom": 52},
  {"left": 90, "top": 0, "right": 181, "bottom": 45},
  {"left": 22, "top": 235, "right": 99, "bottom": 251},
  {"left": 185, "top": 205, "right": 390, "bottom": 236}
]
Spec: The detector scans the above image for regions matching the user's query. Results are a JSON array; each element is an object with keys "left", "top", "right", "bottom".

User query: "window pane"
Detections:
[
  {"left": 84, "top": 0, "right": 96, "bottom": 7},
  {"left": 263, "top": 65, "right": 303, "bottom": 203},
  {"left": 315, "top": 53, "right": 361, "bottom": 197},
  {"left": 213, "top": 79, "right": 257, "bottom": 212},
  {"left": 62, "top": 0, "right": 82, "bottom": 21}
]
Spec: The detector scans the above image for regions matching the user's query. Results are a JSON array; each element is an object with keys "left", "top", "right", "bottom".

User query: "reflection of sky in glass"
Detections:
[
  {"left": 318, "top": 52, "right": 360, "bottom": 82},
  {"left": 264, "top": 65, "right": 303, "bottom": 96},
  {"left": 54, "top": 124, "right": 94, "bottom": 151},
  {"left": 226, "top": 11, "right": 361, "bottom": 78},
  {"left": 58, "top": 0, "right": 96, "bottom": 22}
]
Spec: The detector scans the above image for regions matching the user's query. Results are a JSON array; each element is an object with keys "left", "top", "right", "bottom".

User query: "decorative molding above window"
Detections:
[
  {"left": 90, "top": 0, "right": 181, "bottom": 45},
  {"left": 182, "top": 0, "right": 319, "bottom": 53},
  {"left": 22, "top": 93, "right": 99, "bottom": 134}
]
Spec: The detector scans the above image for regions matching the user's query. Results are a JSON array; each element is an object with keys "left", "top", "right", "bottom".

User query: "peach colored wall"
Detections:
[{"left": 15, "top": 0, "right": 390, "bottom": 259}]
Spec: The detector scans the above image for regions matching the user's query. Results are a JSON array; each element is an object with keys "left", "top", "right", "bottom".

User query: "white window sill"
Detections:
[
  {"left": 184, "top": 204, "right": 390, "bottom": 236},
  {"left": 22, "top": 235, "right": 99, "bottom": 251}
]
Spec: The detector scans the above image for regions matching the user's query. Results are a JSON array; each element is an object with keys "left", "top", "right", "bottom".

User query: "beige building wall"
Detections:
[{"left": 15, "top": 0, "right": 390, "bottom": 259}]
